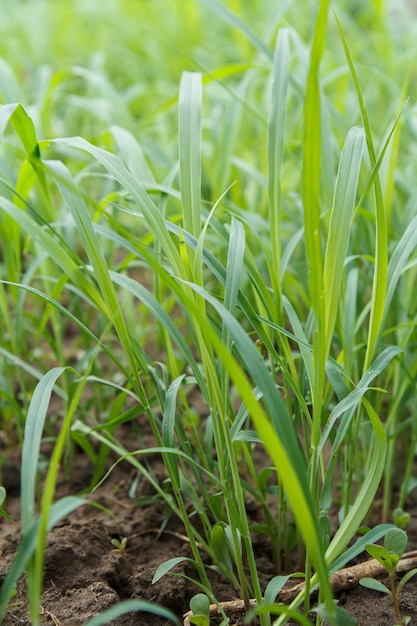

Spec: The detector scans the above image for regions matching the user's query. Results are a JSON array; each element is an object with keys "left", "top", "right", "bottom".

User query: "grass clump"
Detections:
[{"left": 1, "top": 1, "right": 417, "bottom": 625}]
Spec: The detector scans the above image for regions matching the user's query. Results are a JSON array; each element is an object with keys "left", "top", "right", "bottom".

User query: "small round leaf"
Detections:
[{"left": 384, "top": 528, "right": 407, "bottom": 559}]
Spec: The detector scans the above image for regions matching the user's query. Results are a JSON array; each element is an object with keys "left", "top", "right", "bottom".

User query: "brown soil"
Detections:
[{"left": 1, "top": 419, "right": 417, "bottom": 626}]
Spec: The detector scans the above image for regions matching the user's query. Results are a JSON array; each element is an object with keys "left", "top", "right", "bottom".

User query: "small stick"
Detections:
[{"left": 183, "top": 550, "right": 417, "bottom": 625}]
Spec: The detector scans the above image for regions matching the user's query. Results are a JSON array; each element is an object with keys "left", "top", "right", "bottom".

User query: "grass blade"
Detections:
[
  {"left": 268, "top": 27, "right": 290, "bottom": 296},
  {"left": 20, "top": 367, "right": 68, "bottom": 532},
  {"left": 302, "top": 0, "right": 330, "bottom": 448},
  {"left": 179, "top": 71, "right": 202, "bottom": 238},
  {"left": 335, "top": 14, "right": 388, "bottom": 371},
  {"left": 323, "top": 126, "right": 364, "bottom": 355},
  {"left": 83, "top": 600, "right": 181, "bottom": 626}
]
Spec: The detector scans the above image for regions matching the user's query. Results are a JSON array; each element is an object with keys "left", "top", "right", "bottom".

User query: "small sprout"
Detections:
[
  {"left": 360, "top": 528, "right": 417, "bottom": 625},
  {"left": 393, "top": 508, "right": 410, "bottom": 530},
  {"left": 110, "top": 536, "right": 133, "bottom": 576},
  {"left": 189, "top": 593, "right": 210, "bottom": 626},
  {"left": 111, "top": 536, "right": 127, "bottom": 552}
]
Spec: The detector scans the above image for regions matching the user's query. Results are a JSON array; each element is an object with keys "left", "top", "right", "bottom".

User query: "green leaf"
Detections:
[
  {"left": 329, "top": 525, "right": 395, "bottom": 574},
  {"left": 313, "top": 603, "right": 358, "bottom": 625},
  {"left": 264, "top": 576, "right": 291, "bottom": 605},
  {"left": 52, "top": 136, "right": 184, "bottom": 279},
  {"left": 268, "top": 27, "right": 290, "bottom": 288},
  {"left": 179, "top": 71, "right": 202, "bottom": 239},
  {"left": 0, "top": 102, "right": 40, "bottom": 158},
  {"left": 210, "top": 524, "right": 233, "bottom": 571},
  {"left": 0, "top": 486, "right": 5, "bottom": 508},
  {"left": 302, "top": 0, "right": 331, "bottom": 448},
  {"left": 83, "top": 600, "right": 181, "bottom": 626},
  {"left": 319, "top": 347, "right": 402, "bottom": 455},
  {"left": 324, "top": 399, "right": 387, "bottom": 566},
  {"left": 190, "top": 593, "right": 210, "bottom": 619},
  {"left": 397, "top": 568, "right": 417, "bottom": 594},
  {"left": 385, "top": 214, "right": 417, "bottom": 324},
  {"left": 384, "top": 528, "right": 407, "bottom": 559},
  {"left": 335, "top": 15, "right": 388, "bottom": 370},
  {"left": 20, "top": 367, "right": 70, "bottom": 533},
  {"left": 189, "top": 617, "right": 210, "bottom": 626},
  {"left": 365, "top": 544, "right": 397, "bottom": 569},
  {"left": 323, "top": 125, "right": 365, "bottom": 355},
  {"left": 152, "top": 557, "right": 192, "bottom": 584},
  {"left": 0, "top": 507, "right": 14, "bottom": 523},
  {"left": 190, "top": 593, "right": 210, "bottom": 616},
  {"left": 359, "top": 578, "right": 390, "bottom": 594},
  {"left": 393, "top": 508, "right": 410, "bottom": 530}
]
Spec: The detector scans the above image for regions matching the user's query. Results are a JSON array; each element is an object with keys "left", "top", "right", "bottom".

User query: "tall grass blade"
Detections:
[
  {"left": 335, "top": 14, "right": 388, "bottom": 371},
  {"left": 20, "top": 367, "right": 68, "bottom": 532},
  {"left": 384, "top": 214, "right": 417, "bottom": 323},
  {"left": 323, "top": 126, "right": 364, "bottom": 355},
  {"left": 179, "top": 71, "right": 202, "bottom": 239},
  {"left": 0, "top": 196, "right": 106, "bottom": 312},
  {"left": 268, "top": 27, "right": 290, "bottom": 299},
  {"left": 302, "top": 0, "right": 330, "bottom": 449},
  {"left": 20, "top": 367, "right": 75, "bottom": 623},
  {"left": 50, "top": 136, "right": 185, "bottom": 277}
]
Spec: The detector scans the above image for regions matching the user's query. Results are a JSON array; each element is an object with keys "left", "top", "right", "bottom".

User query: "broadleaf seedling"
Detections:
[
  {"left": 393, "top": 508, "right": 410, "bottom": 531},
  {"left": 360, "top": 528, "right": 417, "bottom": 625},
  {"left": 189, "top": 593, "right": 210, "bottom": 626}
]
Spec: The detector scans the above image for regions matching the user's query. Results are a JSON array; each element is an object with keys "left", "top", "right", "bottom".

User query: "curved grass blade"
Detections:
[
  {"left": 50, "top": 136, "right": 184, "bottom": 278},
  {"left": 84, "top": 600, "right": 181, "bottom": 626},
  {"left": 108, "top": 270, "right": 206, "bottom": 393},
  {"left": 318, "top": 346, "right": 402, "bottom": 454},
  {"left": 0, "top": 279, "right": 130, "bottom": 380},
  {"left": 0, "top": 195, "right": 106, "bottom": 310},
  {"left": 384, "top": 213, "right": 417, "bottom": 324},
  {"left": 325, "top": 397, "right": 387, "bottom": 564}
]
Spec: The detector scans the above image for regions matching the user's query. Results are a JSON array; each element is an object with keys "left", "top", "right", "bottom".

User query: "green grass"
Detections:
[{"left": 1, "top": 1, "right": 417, "bottom": 625}]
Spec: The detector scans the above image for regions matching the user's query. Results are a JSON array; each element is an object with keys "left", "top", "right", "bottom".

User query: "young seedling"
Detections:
[
  {"left": 393, "top": 508, "right": 410, "bottom": 531},
  {"left": 188, "top": 593, "right": 210, "bottom": 626},
  {"left": 360, "top": 528, "right": 417, "bottom": 625},
  {"left": 111, "top": 536, "right": 134, "bottom": 577}
]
